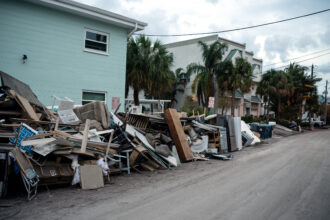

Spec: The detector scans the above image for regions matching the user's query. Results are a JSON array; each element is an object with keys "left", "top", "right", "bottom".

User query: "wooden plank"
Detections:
[
  {"left": 21, "top": 137, "right": 56, "bottom": 146},
  {"left": 72, "top": 148, "right": 95, "bottom": 157},
  {"left": 23, "top": 132, "right": 55, "bottom": 140},
  {"left": 81, "top": 119, "right": 90, "bottom": 153},
  {"left": 54, "top": 118, "right": 60, "bottom": 131},
  {"left": 164, "top": 108, "right": 193, "bottom": 162},
  {"left": 0, "top": 132, "right": 16, "bottom": 138},
  {"left": 0, "top": 110, "right": 21, "bottom": 116},
  {"left": 11, "top": 148, "right": 33, "bottom": 177},
  {"left": 9, "top": 90, "right": 39, "bottom": 121},
  {"left": 0, "top": 123, "right": 21, "bottom": 128},
  {"left": 55, "top": 130, "right": 77, "bottom": 139},
  {"left": 10, "top": 118, "right": 79, "bottom": 126}
]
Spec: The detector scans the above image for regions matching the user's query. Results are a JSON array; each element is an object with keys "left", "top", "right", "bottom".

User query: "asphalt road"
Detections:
[{"left": 76, "top": 130, "right": 330, "bottom": 220}]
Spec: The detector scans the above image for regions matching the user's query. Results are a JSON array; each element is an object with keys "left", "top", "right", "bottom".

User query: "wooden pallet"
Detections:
[{"left": 207, "top": 131, "right": 221, "bottom": 153}]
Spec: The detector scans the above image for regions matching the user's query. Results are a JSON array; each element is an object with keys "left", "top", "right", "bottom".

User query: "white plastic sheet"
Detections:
[{"left": 241, "top": 121, "right": 260, "bottom": 145}]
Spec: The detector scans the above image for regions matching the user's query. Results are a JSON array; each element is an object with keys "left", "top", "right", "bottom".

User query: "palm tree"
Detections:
[
  {"left": 284, "top": 63, "right": 321, "bottom": 120},
  {"left": 126, "top": 36, "right": 174, "bottom": 106},
  {"left": 144, "top": 40, "right": 174, "bottom": 99},
  {"left": 168, "top": 68, "right": 191, "bottom": 106},
  {"left": 257, "top": 69, "right": 277, "bottom": 122},
  {"left": 270, "top": 70, "right": 290, "bottom": 119},
  {"left": 187, "top": 41, "right": 227, "bottom": 108},
  {"left": 219, "top": 57, "right": 253, "bottom": 116}
]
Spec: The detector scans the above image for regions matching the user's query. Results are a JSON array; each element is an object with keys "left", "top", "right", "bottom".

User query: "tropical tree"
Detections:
[
  {"left": 269, "top": 70, "right": 291, "bottom": 119},
  {"left": 257, "top": 69, "right": 278, "bottom": 122},
  {"left": 126, "top": 35, "right": 174, "bottom": 106},
  {"left": 187, "top": 41, "right": 227, "bottom": 108},
  {"left": 144, "top": 40, "right": 174, "bottom": 99},
  {"left": 167, "top": 68, "right": 191, "bottom": 107},
  {"left": 284, "top": 63, "right": 321, "bottom": 120},
  {"left": 219, "top": 57, "right": 253, "bottom": 116}
]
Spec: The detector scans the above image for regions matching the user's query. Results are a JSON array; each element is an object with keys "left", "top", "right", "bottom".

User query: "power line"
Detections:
[
  {"left": 262, "top": 52, "right": 330, "bottom": 73},
  {"left": 134, "top": 8, "right": 330, "bottom": 37},
  {"left": 263, "top": 48, "right": 330, "bottom": 67}
]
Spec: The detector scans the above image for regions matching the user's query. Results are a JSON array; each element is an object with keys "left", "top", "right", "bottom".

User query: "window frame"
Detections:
[
  {"left": 84, "top": 28, "right": 109, "bottom": 56},
  {"left": 82, "top": 90, "right": 107, "bottom": 105}
]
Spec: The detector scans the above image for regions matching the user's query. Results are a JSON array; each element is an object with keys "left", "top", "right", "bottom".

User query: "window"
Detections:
[
  {"left": 82, "top": 90, "right": 106, "bottom": 105},
  {"left": 84, "top": 29, "right": 109, "bottom": 55}
]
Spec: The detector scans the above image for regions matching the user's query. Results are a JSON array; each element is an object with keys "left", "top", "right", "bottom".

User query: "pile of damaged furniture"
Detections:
[{"left": 0, "top": 70, "right": 294, "bottom": 201}]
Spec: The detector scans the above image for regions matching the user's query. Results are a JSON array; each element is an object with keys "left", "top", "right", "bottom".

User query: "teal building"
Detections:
[{"left": 0, "top": 0, "right": 146, "bottom": 111}]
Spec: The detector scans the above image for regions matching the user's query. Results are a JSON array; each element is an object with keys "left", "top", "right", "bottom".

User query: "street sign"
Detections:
[
  {"left": 208, "top": 97, "right": 215, "bottom": 108},
  {"left": 112, "top": 97, "right": 120, "bottom": 110}
]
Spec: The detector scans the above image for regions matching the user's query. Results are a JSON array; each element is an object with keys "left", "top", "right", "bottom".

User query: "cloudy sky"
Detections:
[{"left": 79, "top": 0, "right": 330, "bottom": 93}]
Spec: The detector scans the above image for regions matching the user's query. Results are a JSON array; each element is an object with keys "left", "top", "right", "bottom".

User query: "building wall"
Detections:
[
  {"left": 166, "top": 35, "right": 263, "bottom": 116},
  {"left": 167, "top": 37, "right": 216, "bottom": 109},
  {"left": 0, "top": 0, "right": 127, "bottom": 111}
]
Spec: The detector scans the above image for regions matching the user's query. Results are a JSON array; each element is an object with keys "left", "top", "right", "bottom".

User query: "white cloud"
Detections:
[{"left": 77, "top": 0, "right": 330, "bottom": 91}]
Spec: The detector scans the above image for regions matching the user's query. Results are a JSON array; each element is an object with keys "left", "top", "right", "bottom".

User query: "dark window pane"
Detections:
[
  {"left": 86, "top": 31, "right": 107, "bottom": 43},
  {"left": 82, "top": 101, "right": 91, "bottom": 105},
  {"left": 82, "top": 92, "right": 105, "bottom": 101},
  {"left": 85, "top": 40, "right": 107, "bottom": 52}
]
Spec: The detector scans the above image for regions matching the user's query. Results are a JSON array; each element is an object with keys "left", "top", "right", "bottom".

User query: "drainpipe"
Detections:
[{"left": 128, "top": 23, "right": 138, "bottom": 38}]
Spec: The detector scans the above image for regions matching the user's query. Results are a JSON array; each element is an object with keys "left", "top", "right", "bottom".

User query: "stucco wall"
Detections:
[
  {"left": 0, "top": 0, "right": 127, "bottom": 111},
  {"left": 166, "top": 36, "right": 263, "bottom": 116},
  {"left": 167, "top": 38, "right": 214, "bottom": 109}
]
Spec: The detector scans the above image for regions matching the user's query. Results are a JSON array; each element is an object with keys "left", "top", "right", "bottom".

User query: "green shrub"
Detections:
[
  {"left": 241, "top": 115, "right": 253, "bottom": 123},
  {"left": 241, "top": 115, "right": 265, "bottom": 123},
  {"left": 276, "top": 119, "right": 291, "bottom": 127}
]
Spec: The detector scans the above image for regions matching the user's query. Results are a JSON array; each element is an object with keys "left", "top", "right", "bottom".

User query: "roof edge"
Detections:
[
  {"left": 164, "top": 35, "right": 219, "bottom": 48},
  {"left": 27, "top": 0, "right": 147, "bottom": 31},
  {"left": 253, "top": 57, "right": 263, "bottom": 62},
  {"left": 218, "top": 36, "right": 246, "bottom": 49}
]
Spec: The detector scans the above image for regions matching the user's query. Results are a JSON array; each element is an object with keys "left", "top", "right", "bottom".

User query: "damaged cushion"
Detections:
[{"left": 155, "top": 144, "right": 172, "bottom": 157}]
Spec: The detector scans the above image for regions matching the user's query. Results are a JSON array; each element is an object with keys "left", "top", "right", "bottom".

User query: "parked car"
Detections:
[{"left": 302, "top": 118, "right": 325, "bottom": 127}]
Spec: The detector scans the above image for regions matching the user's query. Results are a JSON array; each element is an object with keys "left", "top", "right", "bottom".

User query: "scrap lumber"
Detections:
[
  {"left": 164, "top": 108, "right": 193, "bottom": 162},
  {"left": 9, "top": 90, "right": 39, "bottom": 121},
  {"left": 21, "top": 137, "right": 56, "bottom": 146},
  {"left": 10, "top": 118, "right": 78, "bottom": 127},
  {"left": 81, "top": 119, "right": 90, "bottom": 153},
  {"left": 0, "top": 110, "right": 21, "bottom": 116},
  {"left": 11, "top": 148, "right": 35, "bottom": 177}
]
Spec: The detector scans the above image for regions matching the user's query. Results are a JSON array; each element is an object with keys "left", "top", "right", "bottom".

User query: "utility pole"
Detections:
[{"left": 324, "top": 80, "right": 328, "bottom": 124}]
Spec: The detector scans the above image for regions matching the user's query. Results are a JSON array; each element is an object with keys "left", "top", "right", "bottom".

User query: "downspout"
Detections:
[{"left": 128, "top": 23, "right": 138, "bottom": 38}]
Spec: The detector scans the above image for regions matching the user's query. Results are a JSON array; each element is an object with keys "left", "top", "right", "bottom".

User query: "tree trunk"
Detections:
[
  {"left": 133, "top": 87, "right": 140, "bottom": 106},
  {"left": 212, "top": 73, "right": 217, "bottom": 114},
  {"left": 266, "top": 96, "right": 270, "bottom": 123},
  {"left": 231, "top": 90, "right": 236, "bottom": 117},
  {"left": 125, "top": 84, "right": 129, "bottom": 99},
  {"left": 277, "top": 95, "right": 281, "bottom": 119}
]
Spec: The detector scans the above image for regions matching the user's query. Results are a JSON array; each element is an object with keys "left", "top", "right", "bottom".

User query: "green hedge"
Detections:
[{"left": 241, "top": 115, "right": 264, "bottom": 123}]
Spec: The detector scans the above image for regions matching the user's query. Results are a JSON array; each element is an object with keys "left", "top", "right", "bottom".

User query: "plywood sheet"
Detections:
[
  {"left": 164, "top": 108, "right": 193, "bottom": 162},
  {"left": 9, "top": 90, "right": 39, "bottom": 121},
  {"left": 79, "top": 165, "right": 104, "bottom": 190}
]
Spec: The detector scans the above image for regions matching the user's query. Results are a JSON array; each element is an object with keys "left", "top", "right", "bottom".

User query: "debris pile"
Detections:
[{"left": 0, "top": 71, "right": 296, "bottom": 200}]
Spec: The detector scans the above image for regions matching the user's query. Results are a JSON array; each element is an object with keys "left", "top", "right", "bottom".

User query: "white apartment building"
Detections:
[{"left": 165, "top": 35, "right": 263, "bottom": 116}]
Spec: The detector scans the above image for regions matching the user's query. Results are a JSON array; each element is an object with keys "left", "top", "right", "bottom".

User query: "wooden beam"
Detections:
[
  {"left": 9, "top": 90, "right": 40, "bottom": 121},
  {"left": 164, "top": 108, "right": 193, "bottom": 162},
  {"left": 81, "top": 119, "right": 90, "bottom": 153}
]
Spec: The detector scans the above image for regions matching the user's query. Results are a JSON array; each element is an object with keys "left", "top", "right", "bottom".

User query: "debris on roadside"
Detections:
[{"left": 0, "top": 71, "right": 298, "bottom": 201}]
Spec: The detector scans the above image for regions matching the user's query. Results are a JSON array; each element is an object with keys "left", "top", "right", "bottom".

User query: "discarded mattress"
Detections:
[{"left": 241, "top": 121, "right": 260, "bottom": 145}]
